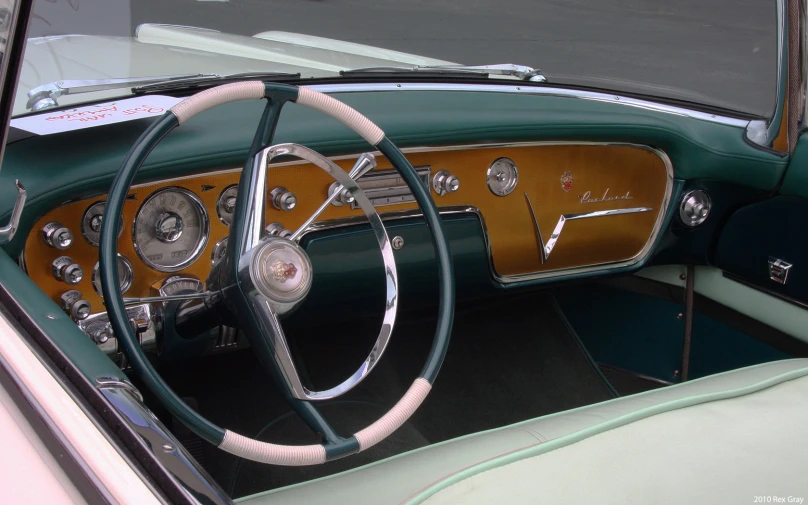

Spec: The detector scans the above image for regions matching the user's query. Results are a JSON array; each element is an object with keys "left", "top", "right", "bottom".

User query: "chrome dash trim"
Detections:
[
  {"left": 297, "top": 143, "right": 674, "bottom": 284},
  {"left": 543, "top": 207, "right": 653, "bottom": 259},
  {"left": 523, "top": 193, "right": 546, "bottom": 264},
  {"left": 306, "top": 82, "right": 751, "bottom": 128}
]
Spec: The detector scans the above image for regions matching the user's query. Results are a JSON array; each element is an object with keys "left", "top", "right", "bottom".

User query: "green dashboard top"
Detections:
[{"left": 0, "top": 86, "right": 787, "bottom": 257}]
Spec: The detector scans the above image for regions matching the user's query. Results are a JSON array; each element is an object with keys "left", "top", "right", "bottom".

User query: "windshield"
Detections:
[{"left": 15, "top": 0, "right": 776, "bottom": 117}]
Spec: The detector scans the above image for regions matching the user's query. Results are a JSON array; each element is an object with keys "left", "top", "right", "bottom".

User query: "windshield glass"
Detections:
[{"left": 15, "top": 0, "right": 776, "bottom": 117}]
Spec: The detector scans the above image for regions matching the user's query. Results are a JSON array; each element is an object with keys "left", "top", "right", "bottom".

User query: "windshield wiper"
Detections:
[
  {"left": 26, "top": 74, "right": 212, "bottom": 111},
  {"left": 341, "top": 64, "right": 547, "bottom": 82},
  {"left": 132, "top": 71, "right": 301, "bottom": 94},
  {"left": 26, "top": 72, "right": 301, "bottom": 111}
]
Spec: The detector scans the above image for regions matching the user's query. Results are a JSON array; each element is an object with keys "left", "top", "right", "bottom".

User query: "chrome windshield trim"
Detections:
[
  {"left": 748, "top": 0, "right": 788, "bottom": 146},
  {"left": 306, "top": 82, "right": 751, "bottom": 128}
]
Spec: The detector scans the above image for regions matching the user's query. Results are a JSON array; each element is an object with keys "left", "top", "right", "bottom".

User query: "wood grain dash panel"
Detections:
[{"left": 23, "top": 143, "right": 670, "bottom": 314}]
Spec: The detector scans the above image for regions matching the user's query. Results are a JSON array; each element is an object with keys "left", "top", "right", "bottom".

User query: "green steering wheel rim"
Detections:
[{"left": 99, "top": 82, "right": 455, "bottom": 455}]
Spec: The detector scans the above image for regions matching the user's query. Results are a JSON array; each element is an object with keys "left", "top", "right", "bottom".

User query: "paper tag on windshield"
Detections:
[{"left": 11, "top": 95, "right": 184, "bottom": 135}]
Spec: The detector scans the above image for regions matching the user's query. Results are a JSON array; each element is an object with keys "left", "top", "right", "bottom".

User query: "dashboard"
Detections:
[{"left": 21, "top": 141, "right": 671, "bottom": 353}]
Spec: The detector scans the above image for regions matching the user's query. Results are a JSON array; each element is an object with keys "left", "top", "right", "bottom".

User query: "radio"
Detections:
[{"left": 330, "top": 166, "right": 431, "bottom": 209}]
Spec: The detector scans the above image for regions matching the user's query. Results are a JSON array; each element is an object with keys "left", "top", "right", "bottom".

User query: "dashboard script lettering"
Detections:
[{"left": 578, "top": 188, "right": 633, "bottom": 204}]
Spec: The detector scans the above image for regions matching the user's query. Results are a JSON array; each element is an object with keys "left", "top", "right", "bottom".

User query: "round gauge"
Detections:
[
  {"left": 81, "top": 201, "right": 123, "bottom": 246},
  {"left": 158, "top": 276, "right": 204, "bottom": 297},
  {"left": 133, "top": 187, "right": 210, "bottom": 272},
  {"left": 217, "top": 185, "right": 239, "bottom": 226},
  {"left": 92, "top": 254, "right": 133, "bottom": 296},
  {"left": 486, "top": 157, "right": 519, "bottom": 197},
  {"left": 211, "top": 237, "right": 228, "bottom": 266}
]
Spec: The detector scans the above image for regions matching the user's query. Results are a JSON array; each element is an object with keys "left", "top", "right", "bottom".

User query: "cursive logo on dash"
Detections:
[{"left": 578, "top": 188, "right": 633, "bottom": 204}]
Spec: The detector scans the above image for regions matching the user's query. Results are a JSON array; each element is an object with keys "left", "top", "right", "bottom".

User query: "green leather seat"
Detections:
[{"left": 238, "top": 359, "right": 808, "bottom": 505}]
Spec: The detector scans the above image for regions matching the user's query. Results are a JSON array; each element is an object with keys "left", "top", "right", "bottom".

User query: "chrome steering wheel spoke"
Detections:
[
  {"left": 290, "top": 152, "right": 377, "bottom": 241},
  {"left": 226, "top": 142, "right": 398, "bottom": 402}
]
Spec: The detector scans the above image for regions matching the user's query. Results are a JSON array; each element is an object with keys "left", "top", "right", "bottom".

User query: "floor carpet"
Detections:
[{"left": 149, "top": 292, "right": 616, "bottom": 498}]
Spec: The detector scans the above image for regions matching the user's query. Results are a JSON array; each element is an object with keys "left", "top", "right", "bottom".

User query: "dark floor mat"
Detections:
[
  {"left": 401, "top": 294, "right": 616, "bottom": 442},
  {"left": 150, "top": 292, "right": 615, "bottom": 498}
]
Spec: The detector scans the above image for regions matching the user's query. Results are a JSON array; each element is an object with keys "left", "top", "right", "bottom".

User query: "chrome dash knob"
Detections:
[
  {"left": 679, "top": 189, "right": 711, "bottom": 227},
  {"left": 338, "top": 188, "right": 354, "bottom": 205},
  {"left": 271, "top": 187, "right": 297, "bottom": 212},
  {"left": 42, "top": 222, "right": 73, "bottom": 249},
  {"left": 266, "top": 222, "right": 285, "bottom": 236},
  {"left": 60, "top": 289, "right": 91, "bottom": 321},
  {"left": 328, "top": 182, "right": 355, "bottom": 206},
  {"left": 52, "top": 256, "right": 83, "bottom": 285},
  {"left": 433, "top": 170, "right": 460, "bottom": 196}
]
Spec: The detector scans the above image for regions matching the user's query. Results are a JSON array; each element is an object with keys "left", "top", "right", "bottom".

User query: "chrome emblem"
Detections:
[
  {"left": 270, "top": 259, "right": 298, "bottom": 283},
  {"left": 560, "top": 171, "right": 574, "bottom": 192}
]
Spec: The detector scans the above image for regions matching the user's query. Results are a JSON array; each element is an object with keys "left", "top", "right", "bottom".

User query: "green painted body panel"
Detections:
[
  {"left": 780, "top": 132, "right": 808, "bottom": 198},
  {"left": 0, "top": 89, "right": 786, "bottom": 258},
  {"left": 0, "top": 248, "right": 124, "bottom": 381}
]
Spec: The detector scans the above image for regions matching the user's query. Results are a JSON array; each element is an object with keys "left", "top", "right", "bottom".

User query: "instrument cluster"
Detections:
[{"left": 27, "top": 183, "right": 241, "bottom": 325}]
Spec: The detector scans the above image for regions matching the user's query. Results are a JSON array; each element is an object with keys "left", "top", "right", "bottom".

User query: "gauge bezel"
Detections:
[
  {"left": 486, "top": 157, "right": 519, "bottom": 197},
  {"left": 133, "top": 187, "right": 210, "bottom": 272},
  {"left": 158, "top": 276, "right": 204, "bottom": 297},
  {"left": 81, "top": 200, "right": 123, "bottom": 246},
  {"left": 92, "top": 254, "right": 133, "bottom": 296},
  {"left": 216, "top": 184, "right": 239, "bottom": 226},
  {"left": 211, "top": 236, "right": 228, "bottom": 266}
]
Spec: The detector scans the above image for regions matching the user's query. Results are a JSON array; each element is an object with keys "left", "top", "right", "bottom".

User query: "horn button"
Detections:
[{"left": 250, "top": 238, "right": 313, "bottom": 308}]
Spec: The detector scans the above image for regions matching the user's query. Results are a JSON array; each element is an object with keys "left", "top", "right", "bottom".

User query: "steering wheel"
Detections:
[{"left": 99, "top": 82, "right": 455, "bottom": 465}]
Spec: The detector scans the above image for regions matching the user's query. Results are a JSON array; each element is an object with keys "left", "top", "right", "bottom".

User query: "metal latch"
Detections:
[
  {"left": 768, "top": 257, "right": 793, "bottom": 284},
  {"left": 0, "top": 180, "right": 26, "bottom": 244}
]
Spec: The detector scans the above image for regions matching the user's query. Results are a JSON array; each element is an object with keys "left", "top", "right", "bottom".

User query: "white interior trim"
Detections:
[
  {"left": 0, "top": 382, "right": 86, "bottom": 503},
  {"left": 0, "top": 313, "right": 161, "bottom": 505},
  {"left": 636, "top": 265, "right": 808, "bottom": 343}
]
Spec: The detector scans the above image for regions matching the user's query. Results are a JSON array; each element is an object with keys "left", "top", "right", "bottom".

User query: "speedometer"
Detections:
[{"left": 133, "top": 187, "right": 209, "bottom": 272}]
